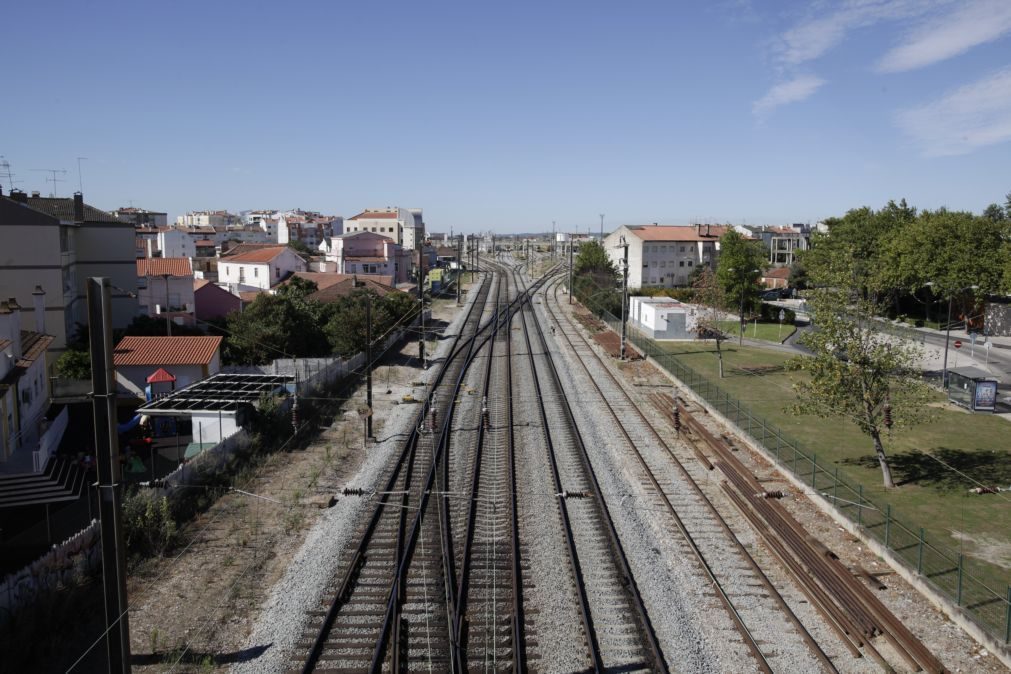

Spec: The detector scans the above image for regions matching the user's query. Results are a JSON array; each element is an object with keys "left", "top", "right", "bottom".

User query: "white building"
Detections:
[
  {"left": 0, "top": 296, "right": 54, "bottom": 463},
  {"left": 604, "top": 224, "right": 731, "bottom": 289},
  {"left": 218, "top": 246, "right": 307, "bottom": 292},
  {"left": 628, "top": 296, "right": 701, "bottom": 340},
  {"left": 345, "top": 207, "right": 424, "bottom": 250},
  {"left": 157, "top": 228, "right": 196, "bottom": 259},
  {"left": 176, "top": 210, "right": 240, "bottom": 228},
  {"left": 136, "top": 258, "right": 196, "bottom": 327}
]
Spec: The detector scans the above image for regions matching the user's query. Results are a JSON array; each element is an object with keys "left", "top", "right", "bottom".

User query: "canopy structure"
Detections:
[
  {"left": 137, "top": 373, "right": 293, "bottom": 416},
  {"left": 146, "top": 367, "right": 177, "bottom": 384}
]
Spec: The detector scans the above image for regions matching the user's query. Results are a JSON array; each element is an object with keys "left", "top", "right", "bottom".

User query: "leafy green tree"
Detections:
[
  {"left": 55, "top": 348, "right": 91, "bottom": 380},
  {"left": 715, "top": 230, "right": 766, "bottom": 344},
  {"left": 572, "top": 240, "right": 621, "bottom": 316},
  {"left": 788, "top": 260, "right": 809, "bottom": 290},
  {"left": 223, "top": 284, "right": 330, "bottom": 364},
  {"left": 983, "top": 203, "right": 1007, "bottom": 223},
  {"left": 324, "top": 289, "right": 418, "bottom": 356},
  {"left": 692, "top": 267, "right": 730, "bottom": 378},
  {"left": 287, "top": 240, "right": 314, "bottom": 257},
  {"left": 790, "top": 282, "right": 934, "bottom": 488}
]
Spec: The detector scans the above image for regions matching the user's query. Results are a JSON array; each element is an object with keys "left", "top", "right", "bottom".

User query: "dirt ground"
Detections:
[{"left": 117, "top": 297, "right": 464, "bottom": 673}]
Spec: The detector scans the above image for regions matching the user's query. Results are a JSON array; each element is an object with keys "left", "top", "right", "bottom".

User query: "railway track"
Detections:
[
  {"left": 538, "top": 275, "right": 832, "bottom": 673},
  {"left": 507, "top": 263, "right": 668, "bottom": 673}
]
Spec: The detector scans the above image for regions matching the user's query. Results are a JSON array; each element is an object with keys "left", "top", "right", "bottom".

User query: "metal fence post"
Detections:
[
  {"left": 885, "top": 504, "right": 891, "bottom": 548},
  {"left": 811, "top": 454, "right": 817, "bottom": 488},
  {"left": 957, "top": 554, "right": 964, "bottom": 606},
  {"left": 833, "top": 467, "right": 839, "bottom": 506},
  {"left": 857, "top": 484, "right": 864, "bottom": 526},
  {"left": 1004, "top": 586, "right": 1011, "bottom": 644},
  {"left": 917, "top": 528, "right": 925, "bottom": 574}
]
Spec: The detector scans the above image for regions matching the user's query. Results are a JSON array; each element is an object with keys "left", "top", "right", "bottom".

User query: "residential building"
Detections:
[
  {"left": 629, "top": 296, "right": 701, "bottom": 340},
  {"left": 746, "top": 224, "right": 812, "bottom": 267},
  {"left": 0, "top": 296, "right": 54, "bottom": 464},
  {"left": 603, "top": 224, "right": 731, "bottom": 289},
  {"left": 194, "top": 279, "right": 242, "bottom": 321},
  {"left": 345, "top": 207, "right": 424, "bottom": 250},
  {"left": 309, "top": 276, "right": 402, "bottom": 304},
  {"left": 113, "top": 335, "right": 222, "bottom": 397},
  {"left": 158, "top": 227, "right": 196, "bottom": 259},
  {"left": 136, "top": 258, "right": 195, "bottom": 327},
  {"left": 218, "top": 246, "right": 307, "bottom": 292},
  {"left": 290, "top": 271, "right": 395, "bottom": 292},
  {"left": 112, "top": 206, "right": 168, "bottom": 227},
  {"left": 176, "top": 210, "right": 240, "bottom": 228},
  {"left": 318, "top": 231, "right": 410, "bottom": 284},
  {"left": 761, "top": 267, "right": 791, "bottom": 290},
  {"left": 0, "top": 190, "right": 137, "bottom": 350}
]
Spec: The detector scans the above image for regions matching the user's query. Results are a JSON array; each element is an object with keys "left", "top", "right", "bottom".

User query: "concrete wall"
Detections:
[{"left": 74, "top": 222, "right": 138, "bottom": 330}]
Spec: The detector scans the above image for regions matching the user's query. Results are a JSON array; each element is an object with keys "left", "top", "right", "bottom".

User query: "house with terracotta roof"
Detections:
[
  {"left": 760, "top": 266, "right": 791, "bottom": 290},
  {"left": 0, "top": 189, "right": 137, "bottom": 350},
  {"left": 218, "top": 245, "right": 307, "bottom": 292},
  {"left": 113, "top": 335, "right": 222, "bottom": 397},
  {"left": 193, "top": 279, "right": 242, "bottom": 321},
  {"left": 603, "top": 224, "right": 735, "bottom": 289},
  {"left": 137, "top": 258, "right": 195, "bottom": 327},
  {"left": 344, "top": 207, "right": 424, "bottom": 250},
  {"left": 318, "top": 231, "right": 410, "bottom": 284},
  {"left": 309, "top": 276, "right": 402, "bottom": 304},
  {"left": 0, "top": 296, "right": 56, "bottom": 467}
]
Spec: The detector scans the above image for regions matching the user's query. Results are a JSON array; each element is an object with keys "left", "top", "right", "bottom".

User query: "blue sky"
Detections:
[{"left": 3, "top": 0, "right": 1010, "bottom": 233}]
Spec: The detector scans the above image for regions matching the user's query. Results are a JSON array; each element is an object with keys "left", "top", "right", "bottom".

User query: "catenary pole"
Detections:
[{"left": 88, "top": 278, "right": 132, "bottom": 674}]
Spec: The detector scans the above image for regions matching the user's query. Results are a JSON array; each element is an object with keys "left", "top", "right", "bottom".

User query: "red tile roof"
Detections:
[
  {"left": 113, "top": 336, "right": 222, "bottom": 366},
  {"left": 348, "top": 210, "right": 398, "bottom": 220},
  {"left": 309, "top": 278, "right": 401, "bottom": 303},
  {"left": 763, "top": 267, "right": 791, "bottom": 279},
  {"left": 289, "top": 272, "right": 377, "bottom": 291},
  {"left": 627, "top": 225, "right": 732, "bottom": 242},
  {"left": 137, "top": 258, "right": 193, "bottom": 277},
  {"left": 222, "top": 246, "right": 288, "bottom": 263}
]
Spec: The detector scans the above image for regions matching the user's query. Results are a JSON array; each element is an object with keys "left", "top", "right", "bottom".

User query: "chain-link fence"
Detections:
[{"left": 601, "top": 310, "right": 1011, "bottom": 645}]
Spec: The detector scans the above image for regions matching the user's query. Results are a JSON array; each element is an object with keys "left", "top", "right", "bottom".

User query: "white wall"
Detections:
[
  {"left": 158, "top": 229, "right": 195, "bottom": 258},
  {"left": 190, "top": 411, "right": 240, "bottom": 445}
]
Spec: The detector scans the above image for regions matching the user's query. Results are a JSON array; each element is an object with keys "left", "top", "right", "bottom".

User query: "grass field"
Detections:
[
  {"left": 717, "top": 319, "right": 797, "bottom": 343},
  {"left": 659, "top": 340, "right": 1011, "bottom": 588}
]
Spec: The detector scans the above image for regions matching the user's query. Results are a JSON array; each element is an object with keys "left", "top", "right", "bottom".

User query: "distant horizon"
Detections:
[{"left": 5, "top": 1, "right": 1009, "bottom": 233}]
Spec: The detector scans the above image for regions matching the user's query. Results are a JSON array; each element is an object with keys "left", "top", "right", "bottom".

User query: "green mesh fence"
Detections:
[{"left": 599, "top": 311, "right": 1011, "bottom": 644}]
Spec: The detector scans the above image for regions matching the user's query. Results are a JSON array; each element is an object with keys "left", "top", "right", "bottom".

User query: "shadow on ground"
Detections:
[
  {"left": 843, "top": 447, "right": 1011, "bottom": 490},
  {"left": 131, "top": 643, "right": 271, "bottom": 666}
]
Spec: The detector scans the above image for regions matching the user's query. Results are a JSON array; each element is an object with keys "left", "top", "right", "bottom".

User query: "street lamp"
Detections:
[
  {"left": 937, "top": 283, "right": 978, "bottom": 388},
  {"left": 727, "top": 267, "right": 759, "bottom": 345},
  {"left": 616, "top": 235, "right": 629, "bottom": 360}
]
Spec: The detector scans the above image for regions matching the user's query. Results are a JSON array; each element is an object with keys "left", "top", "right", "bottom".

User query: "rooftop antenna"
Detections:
[
  {"left": 30, "top": 168, "right": 67, "bottom": 197},
  {"left": 0, "top": 156, "right": 23, "bottom": 190},
  {"left": 76, "top": 157, "right": 88, "bottom": 193}
]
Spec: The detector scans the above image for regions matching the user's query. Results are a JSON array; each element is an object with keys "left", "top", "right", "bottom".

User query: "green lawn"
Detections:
[
  {"left": 717, "top": 319, "right": 796, "bottom": 343},
  {"left": 659, "top": 340, "right": 1011, "bottom": 589}
]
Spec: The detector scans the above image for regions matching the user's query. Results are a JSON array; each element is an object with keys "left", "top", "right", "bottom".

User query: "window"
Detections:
[
  {"left": 679, "top": 260, "right": 685, "bottom": 267},
  {"left": 680, "top": 246, "right": 685, "bottom": 252},
  {"left": 253, "top": 268, "right": 258, "bottom": 278},
  {"left": 660, "top": 261, "right": 666, "bottom": 268},
  {"left": 137, "top": 276, "right": 148, "bottom": 289},
  {"left": 275, "top": 267, "right": 280, "bottom": 278},
  {"left": 687, "top": 260, "right": 693, "bottom": 267}
]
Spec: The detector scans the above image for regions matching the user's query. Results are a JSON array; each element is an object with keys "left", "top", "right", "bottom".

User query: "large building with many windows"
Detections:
[
  {"left": 603, "top": 224, "right": 731, "bottom": 289},
  {"left": 344, "top": 207, "right": 424, "bottom": 250}
]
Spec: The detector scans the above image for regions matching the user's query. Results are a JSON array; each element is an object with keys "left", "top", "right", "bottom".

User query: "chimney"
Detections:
[
  {"left": 706, "top": 224, "right": 710, "bottom": 236},
  {"left": 73, "top": 191, "right": 84, "bottom": 223},
  {"left": 7, "top": 297, "right": 19, "bottom": 311},
  {"left": 32, "top": 286, "right": 46, "bottom": 334},
  {"left": 31, "top": 191, "right": 41, "bottom": 198},
  {"left": 9, "top": 189, "right": 27, "bottom": 204}
]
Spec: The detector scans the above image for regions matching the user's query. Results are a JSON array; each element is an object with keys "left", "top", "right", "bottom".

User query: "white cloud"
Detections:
[
  {"left": 877, "top": 0, "right": 1011, "bottom": 72},
  {"left": 896, "top": 66, "right": 1011, "bottom": 155},
  {"left": 753, "top": 75, "right": 827, "bottom": 115},
  {"left": 776, "top": 0, "right": 942, "bottom": 67}
]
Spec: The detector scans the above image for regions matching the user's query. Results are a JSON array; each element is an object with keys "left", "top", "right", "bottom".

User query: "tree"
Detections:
[
  {"left": 287, "top": 240, "right": 314, "bottom": 257},
  {"left": 788, "top": 260, "right": 809, "bottom": 290},
  {"left": 223, "top": 282, "right": 330, "bottom": 364},
  {"left": 55, "top": 348, "right": 91, "bottom": 380},
  {"left": 692, "top": 268, "right": 730, "bottom": 378},
  {"left": 715, "top": 230, "right": 766, "bottom": 344},
  {"left": 983, "top": 203, "right": 1007, "bottom": 223},
  {"left": 324, "top": 289, "right": 418, "bottom": 356},
  {"left": 572, "top": 240, "right": 621, "bottom": 316},
  {"left": 790, "top": 282, "right": 934, "bottom": 488}
]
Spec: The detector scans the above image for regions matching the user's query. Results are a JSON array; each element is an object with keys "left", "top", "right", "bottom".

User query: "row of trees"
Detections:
[
  {"left": 222, "top": 277, "right": 419, "bottom": 365},
  {"left": 800, "top": 197, "right": 1011, "bottom": 322}
]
